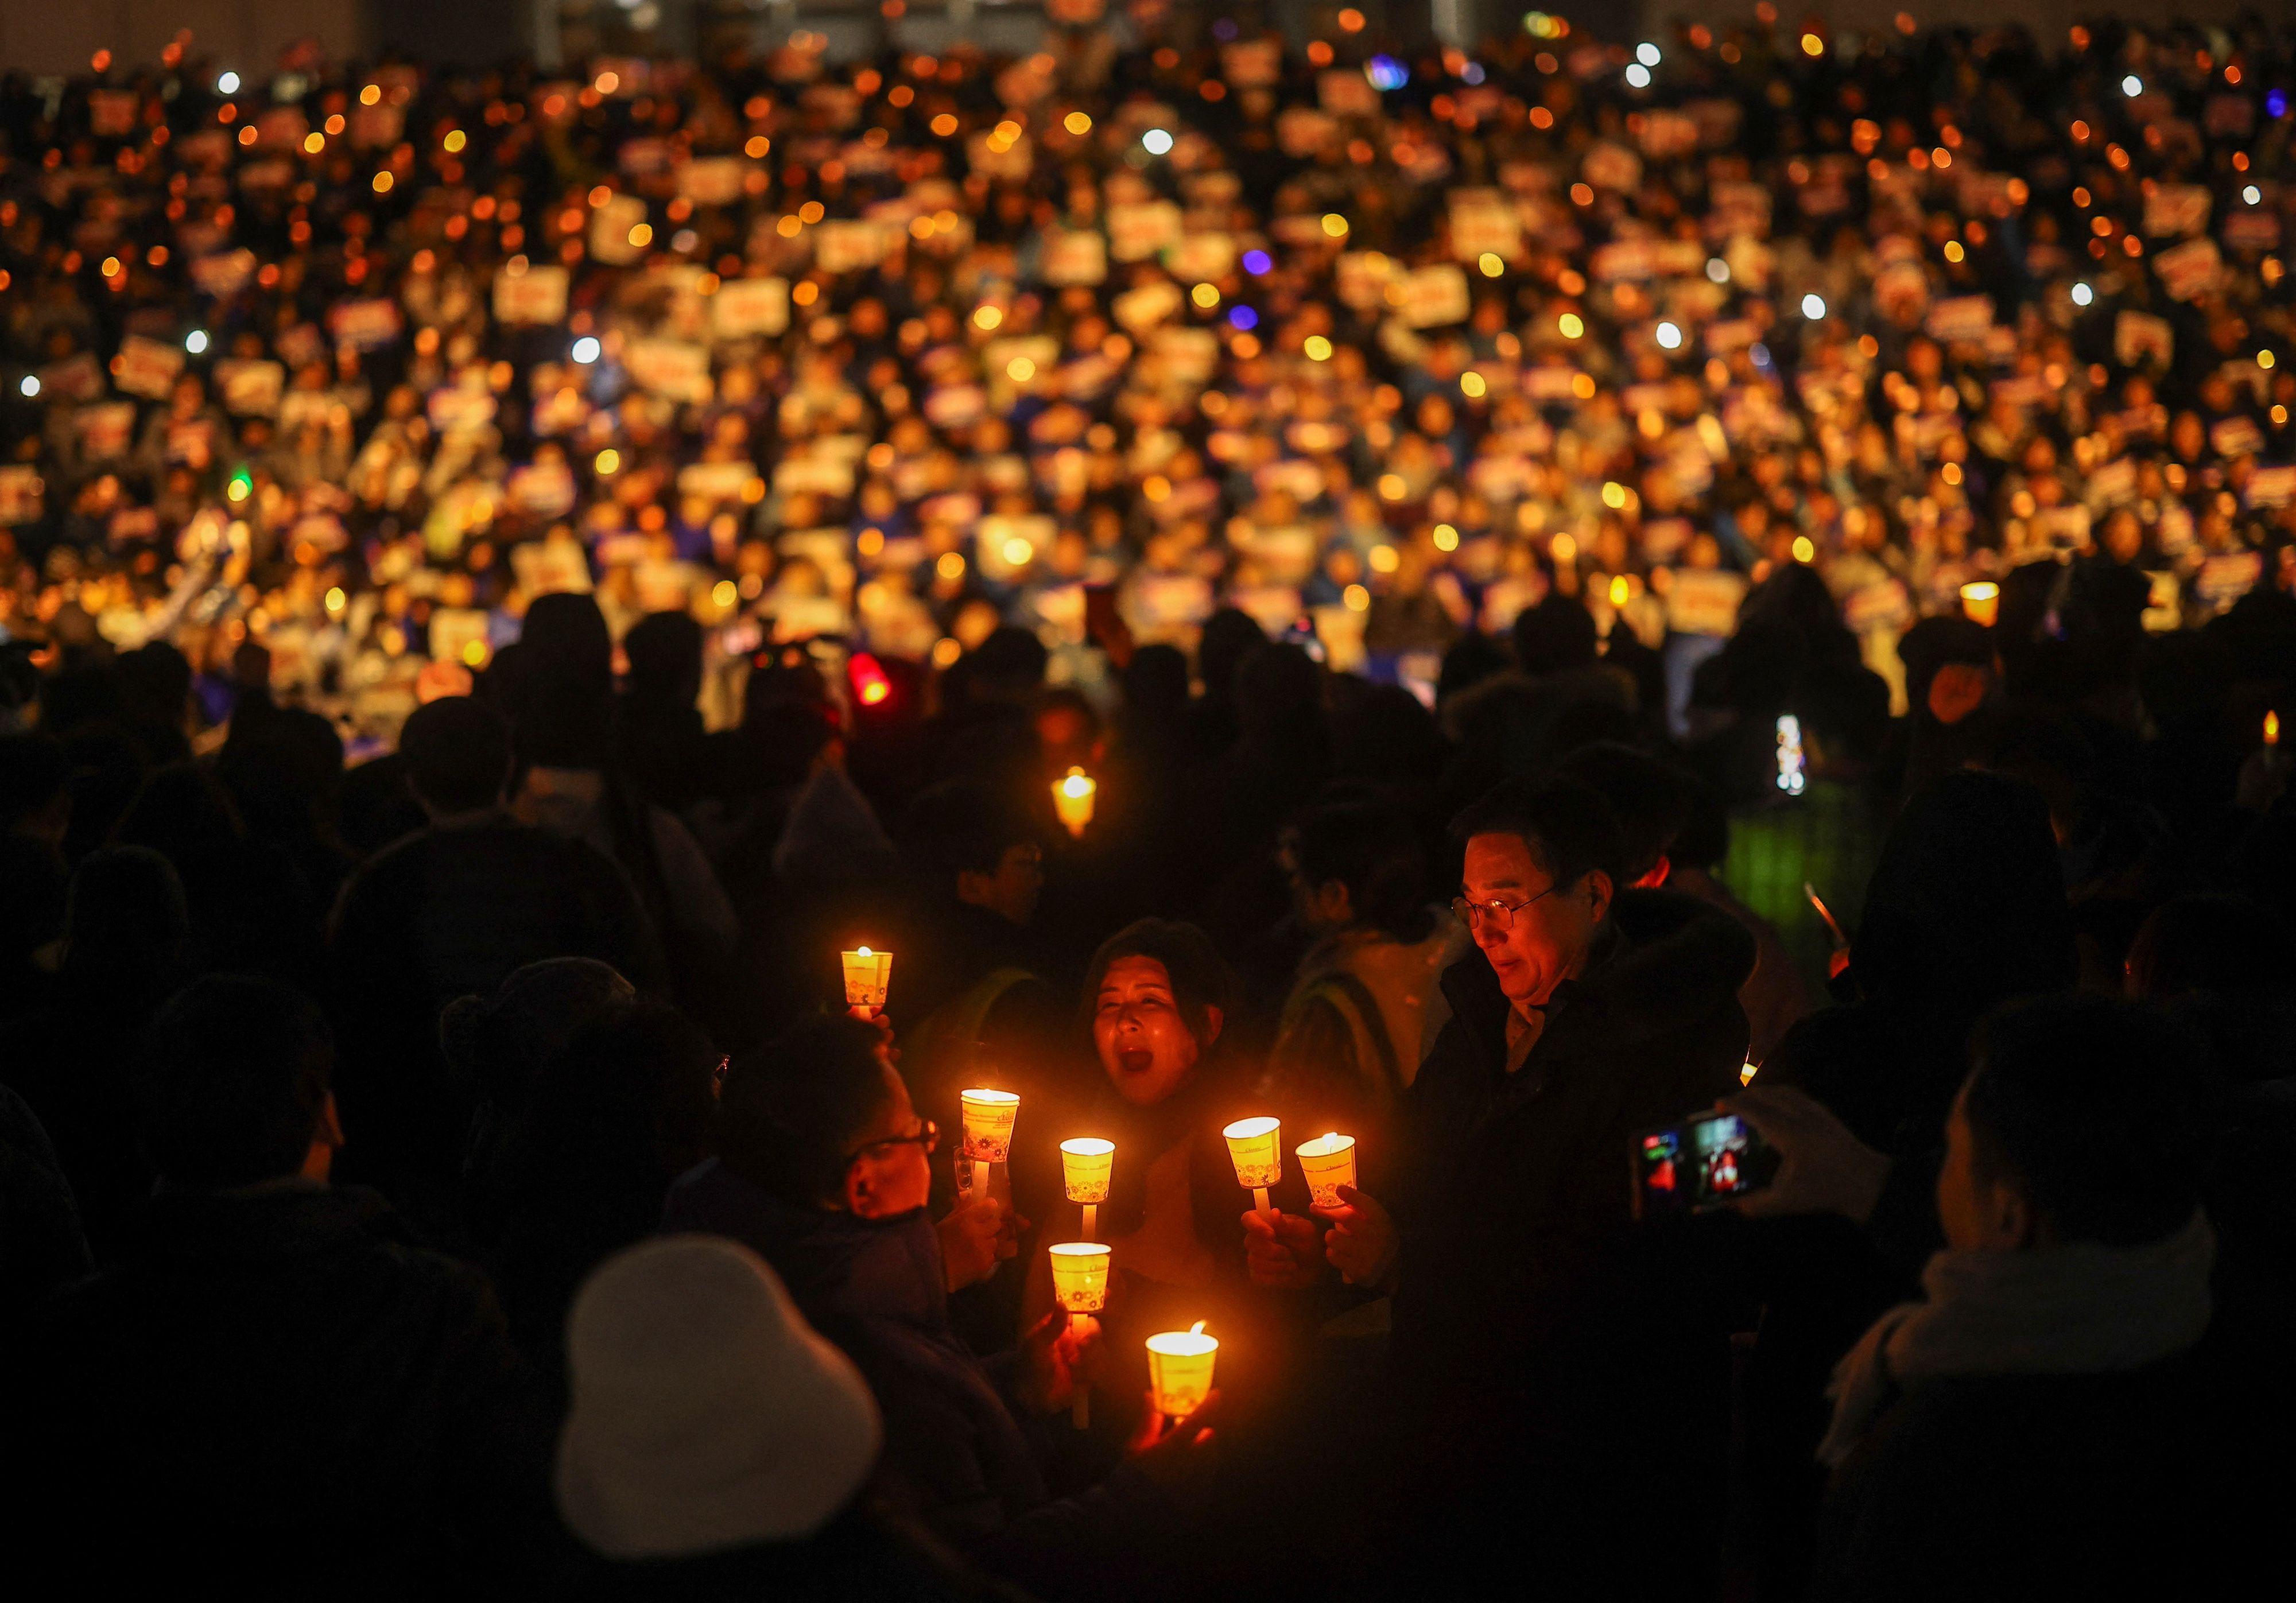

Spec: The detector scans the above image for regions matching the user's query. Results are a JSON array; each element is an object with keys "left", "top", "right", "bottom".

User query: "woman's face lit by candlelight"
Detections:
[{"left": 1093, "top": 956, "right": 1219, "bottom": 1106}]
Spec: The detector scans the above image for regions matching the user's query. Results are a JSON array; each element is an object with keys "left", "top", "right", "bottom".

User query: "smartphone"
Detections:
[
  {"left": 1630, "top": 1110, "right": 1779, "bottom": 1219},
  {"left": 1774, "top": 713, "right": 1806, "bottom": 795}
]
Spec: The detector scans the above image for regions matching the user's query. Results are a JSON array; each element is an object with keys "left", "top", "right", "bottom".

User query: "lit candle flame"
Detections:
[
  {"left": 1189, "top": 1320, "right": 1205, "bottom": 1337},
  {"left": 2268, "top": 711, "right": 2281, "bottom": 747}
]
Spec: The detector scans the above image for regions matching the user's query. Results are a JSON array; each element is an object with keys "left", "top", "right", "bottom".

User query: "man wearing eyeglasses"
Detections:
[{"left": 1307, "top": 775, "right": 1755, "bottom": 1591}]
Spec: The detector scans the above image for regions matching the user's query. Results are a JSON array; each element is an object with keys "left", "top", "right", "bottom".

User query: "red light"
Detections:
[{"left": 849, "top": 652, "right": 893, "bottom": 709}]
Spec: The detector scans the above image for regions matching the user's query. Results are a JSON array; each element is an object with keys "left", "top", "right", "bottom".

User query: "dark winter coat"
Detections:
[
  {"left": 1810, "top": 1338, "right": 2278, "bottom": 1601},
  {"left": 1380, "top": 887, "right": 1754, "bottom": 1588},
  {"left": 5, "top": 1184, "right": 554, "bottom": 1594}
]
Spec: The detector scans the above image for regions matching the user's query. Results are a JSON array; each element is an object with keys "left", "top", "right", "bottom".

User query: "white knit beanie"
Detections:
[{"left": 554, "top": 1235, "right": 883, "bottom": 1559}]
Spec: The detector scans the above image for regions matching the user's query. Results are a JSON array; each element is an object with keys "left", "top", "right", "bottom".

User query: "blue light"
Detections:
[
  {"left": 2272, "top": 89, "right": 2290, "bottom": 119},
  {"left": 1242, "top": 248, "right": 1273, "bottom": 275},
  {"left": 1228, "top": 305, "right": 1259, "bottom": 331},
  {"left": 1366, "top": 56, "right": 1410, "bottom": 92}
]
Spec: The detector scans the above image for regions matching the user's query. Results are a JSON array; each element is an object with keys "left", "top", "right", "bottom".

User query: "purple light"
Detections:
[
  {"left": 2272, "top": 89, "right": 2290, "bottom": 119},
  {"left": 1242, "top": 249, "right": 1273, "bottom": 275},
  {"left": 1228, "top": 305, "right": 1259, "bottom": 331}
]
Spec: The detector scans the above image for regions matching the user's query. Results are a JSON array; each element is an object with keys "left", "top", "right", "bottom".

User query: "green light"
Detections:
[{"left": 226, "top": 467, "right": 254, "bottom": 503}]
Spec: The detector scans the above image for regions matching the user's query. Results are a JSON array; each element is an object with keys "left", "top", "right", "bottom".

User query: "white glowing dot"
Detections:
[
  {"left": 185, "top": 329, "right": 209, "bottom": 354},
  {"left": 571, "top": 336, "right": 600, "bottom": 364},
  {"left": 1706, "top": 257, "right": 1729, "bottom": 284},
  {"left": 1624, "top": 63, "right": 1651, "bottom": 88},
  {"left": 217, "top": 71, "right": 241, "bottom": 94},
  {"left": 1655, "top": 321, "right": 1683, "bottom": 350},
  {"left": 1142, "top": 127, "right": 1173, "bottom": 154},
  {"left": 20, "top": 375, "right": 40, "bottom": 397},
  {"left": 2245, "top": 185, "right": 2263, "bottom": 205},
  {"left": 2122, "top": 75, "right": 2143, "bottom": 98},
  {"left": 1636, "top": 42, "right": 1661, "bottom": 66},
  {"left": 2071, "top": 281, "right": 2094, "bottom": 306},
  {"left": 1801, "top": 293, "right": 1827, "bottom": 320}
]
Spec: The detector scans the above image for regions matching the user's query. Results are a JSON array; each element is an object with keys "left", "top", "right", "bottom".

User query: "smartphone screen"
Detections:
[
  {"left": 1631, "top": 1111, "right": 1778, "bottom": 1218},
  {"left": 1775, "top": 713, "right": 1806, "bottom": 795}
]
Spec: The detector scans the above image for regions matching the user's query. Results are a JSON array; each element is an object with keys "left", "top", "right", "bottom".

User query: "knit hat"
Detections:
[{"left": 555, "top": 1236, "right": 883, "bottom": 1559}]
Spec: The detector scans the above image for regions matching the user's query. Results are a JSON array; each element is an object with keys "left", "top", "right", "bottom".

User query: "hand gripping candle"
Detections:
[
  {"left": 1221, "top": 1116, "right": 1282, "bottom": 1216},
  {"left": 958, "top": 1089, "right": 1019, "bottom": 1201},
  {"left": 1295, "top": 1132, "right": 1358, "bottom": 1213},
  {"left": 1146, "top": 1322, "right": 1218, "bottom": 1425},
  {"left": 1060, "top": 1138, "right": 1115, "bottom": 1240},
  {"left": 1047, "top": 1243, "right": 1111, "bottom": 1428},
  {"left": 840, "top": 945, "right": 893, "bottom": 1012}
]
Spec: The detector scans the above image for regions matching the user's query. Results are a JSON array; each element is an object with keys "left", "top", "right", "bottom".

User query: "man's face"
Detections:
[
  {"left": 843, "top": 1062, "right": 933, "bottom": 1218},
  {"left": 1460, "top": 832, "right": 1608, "bottom": 1008},
  {"left": 975, "top": 842, "right": 1044, "bottom": 926},
  {"left": 1935, "top": 1082, "right": 2029, "bottom": 1252},
  {"left": 1093, "top": 956, "right": 1212, "bottom": 1106}
]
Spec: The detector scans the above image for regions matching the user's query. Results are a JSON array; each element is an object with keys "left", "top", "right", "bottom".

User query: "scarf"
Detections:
[{"left": 1817, "top": 1210, "right": 2216, "bottom": 1468}]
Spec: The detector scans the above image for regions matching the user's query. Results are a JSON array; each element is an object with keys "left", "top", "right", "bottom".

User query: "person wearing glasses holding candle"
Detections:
[
  {"left": 661, "top": 1015, "right": 1208, "bottom": 1583},
  {"left": 1300, "top": 777, "right": 1756, "bottom": 1590}
]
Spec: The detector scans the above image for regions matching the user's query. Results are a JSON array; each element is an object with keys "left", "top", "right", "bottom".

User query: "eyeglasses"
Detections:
[
  {"left": 1451, "top": 883, "right": 1564, "bottom": 931},
  {"left": 847, "top": 1118, "right": 938, "bottom": 1166}
]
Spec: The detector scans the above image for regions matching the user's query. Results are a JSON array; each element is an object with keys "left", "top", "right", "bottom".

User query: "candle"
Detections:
[
  {"left": 1146, "top": 1321, "right": 1218, "bottom": 1423},
  {"left": 1060, "top": 1138, "right": 1114, "bottom": 1240},
  {"left": 1960, "top": 580, "right": 2000, "bottom": 627},
  {"left": 840, "top": 946, "right": 893, "bottom": 1012},
  {"left": 1222, "top": 1116, "right": 1282, "bottom": 1214},
  {"left": 1053, "top": 767, "right": 1097, "bottom": 837},
  {"left": 1048, "top": 1242, "right": 1111, "bottom": 1429},
  {"left": 2268, "top": 710, "right": 2281, "bottom": 748},
  {"left": 1046, "top": 1241, "right": 1111, "bottom": 1313},
  {"left": 1740, "top": 1059, "right": 1760, "bottom": 1086},
  {"left": 959, "top": 1088, "right": 1019, "bottom": 1199},
  {"left": 1295, "top": 1132, "right": 1357, "bottom": 1213}
]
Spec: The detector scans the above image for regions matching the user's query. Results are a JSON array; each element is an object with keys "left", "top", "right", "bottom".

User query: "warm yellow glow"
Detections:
[
  {"left": 1064, "top": 111, "right": 1092, "bottom": 135},
  {"left": 1304, "top": 335, "right": 1333, "bottom": 362},
  {"left": 1048, "top": 1243, "right": 1112, "bottom": 1313},
  {"left": 1792, "top": 535, "right": 1816, "bottom": 564},
  {"left": 1321, "top": 212, "right": 1349, "bottom": 238},
  {"left": 1296, "top": 1132, "right": 1357, "bottom": 1210},
  {"left": 1054, "top": 767, "right": 1097, "bottom": 836},
  {"left": 595, "top": 448, "right": 620, "bottom": 475},
  {"left": 1222, "top": 1116, "right": 1282, "bottom": 1191},
  {"left": 1060, "top": 1138, "right": 1115, "bottom": 1202},
  {"left": 712, "top": 580, "right": 738, "bottom": 608},
  {"left": 1146, "top": 1323, "right": 1219, "bottom": 1418},
  {"left": 1192, "top": 282, "right": 1220, "bottom": 309},
  {"left": 1961, "top": 580, "right": 2000, "bottom": 626},
  {"left": 1432, "top": 523, "right": 1460, "bottom": 552},
  {"left": 1478, "top": 252, "right": 1505, "bottom": 278},
  {"left": 958, "top": 1089, "right": 1021, "bottom": 1166},
  {"left": 1609, "top": 575, "right": 1631, "bottom": 607},
  {"left": 1460, "top": 370, "right": 1487, "bottom": 398},
  {"left": 1559, "top": 312, "right": 1585, "bottom": 339},
  {"left": 974, "top": 305, "right": 1003, "bottom": 331},
  {"left": 2268, "top": 711, "right": 2282, "bottom": 747}
]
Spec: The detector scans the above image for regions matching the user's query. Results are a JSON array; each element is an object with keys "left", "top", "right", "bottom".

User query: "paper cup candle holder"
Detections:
[
  {"left": 959, "top": 1088, "right": 1020, "bottom": 1200},
  {"left": 1295, "top": 1132, "right": 1357, "bottom": 1212},
  {"left": 1060, "top": 1138, "right": 1115, "bottom": 1240},
  {"left": 1146, "top": 1322, "right": 1218, "bottom": 1425},
  {"left": 1053, "top": 767, "right": 1096, "bottom": 837},
  {"left": 1222, "top": 1116, "right": 1282, "bottom": 1214},
  {"left": 840, "top": 946, "right": 893, "bottom": 1012},
  {"left": 1048, "top": 1242, "right": 1111, "bottom": 1427}
]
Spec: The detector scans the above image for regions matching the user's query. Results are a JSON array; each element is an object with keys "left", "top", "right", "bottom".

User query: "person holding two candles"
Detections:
[
  {"left": 660, "top": 1014, "right": 1213, "bottom": 1592},
  {"left": 1251, "top": 778, "right": 1756, "bottom": 1591}
]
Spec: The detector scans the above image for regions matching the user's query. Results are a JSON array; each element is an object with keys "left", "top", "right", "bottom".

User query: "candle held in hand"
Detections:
[
  {"left": 1146, "top": 1322, "right": 1218, "bottom": 1422},
  {"left": 1295, "top": 1131, "right": 1357, "bottom": 1212},
  {"left": 1960, "top": 580, "right": 1999, "bottom": 627},
  {"left": 1046, "top": 1242, "right": 1111, "bottom": 1313},
  {"left": 840, "top": 946, "right": 893, "bottom": 1011},
  {"left": 959, "top": 1088, "right": 1019, "bottom": 1200},
  {"left": 1060, "top": 1137, "right": 1114, "bottom": 1239},
  {"left": 1223, "top": 1116, "right": 1281, "bottom": 1214}
]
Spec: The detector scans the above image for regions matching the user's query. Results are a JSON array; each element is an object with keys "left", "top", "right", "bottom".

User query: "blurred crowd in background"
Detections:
[{"left": 3, "top": 10, "right": 2294, "bottom": 1602}]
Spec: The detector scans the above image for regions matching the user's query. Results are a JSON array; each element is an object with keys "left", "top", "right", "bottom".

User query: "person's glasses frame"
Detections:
[
  {"left": 846, "top": 1118, "right": 939, "bottom": 1166},
  {"left": 1451, "top": 882, "right": 1565, "bottom": 932}
]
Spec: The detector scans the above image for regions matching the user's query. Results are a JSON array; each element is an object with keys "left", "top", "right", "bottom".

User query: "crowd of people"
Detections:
[{"left": 2, "top": 8, "right": 2294, "bottom": 1598}]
